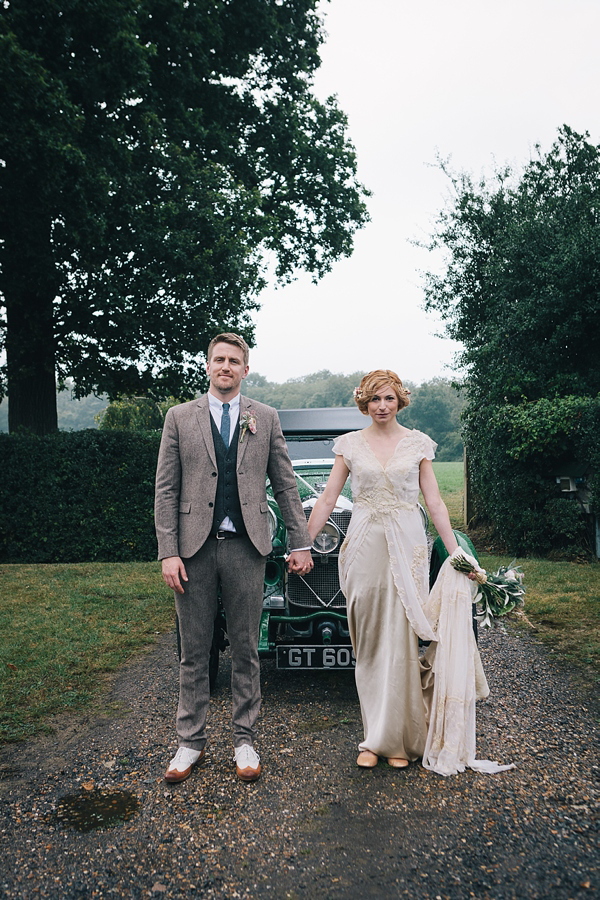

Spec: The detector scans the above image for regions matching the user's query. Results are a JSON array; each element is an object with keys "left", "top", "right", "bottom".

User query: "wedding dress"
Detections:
[{"left": 334, "top": 429, "right": 513, "bottom": 776}]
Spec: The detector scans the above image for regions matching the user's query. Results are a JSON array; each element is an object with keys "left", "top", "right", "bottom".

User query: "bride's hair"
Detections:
[{"left": 354, "top": 369, "right": 410, "bottom": 414}]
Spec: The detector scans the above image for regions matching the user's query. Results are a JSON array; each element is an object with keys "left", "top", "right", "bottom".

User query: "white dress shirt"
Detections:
[{"left": 208, "top": 391, "right": 240, "bottom": 440}]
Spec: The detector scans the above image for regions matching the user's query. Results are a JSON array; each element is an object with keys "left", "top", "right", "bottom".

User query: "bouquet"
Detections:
[{"left": 450, "top": 554, "right": 526, "bottom": 629}]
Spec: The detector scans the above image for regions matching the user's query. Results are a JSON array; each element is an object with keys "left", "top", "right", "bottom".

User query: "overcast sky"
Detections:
[{"left": 248, "top": 0, "right": 600, "bottom": 385}]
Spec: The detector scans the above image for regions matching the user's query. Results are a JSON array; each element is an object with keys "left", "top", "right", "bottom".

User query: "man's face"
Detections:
[{"left": 206, "top": 341, "right": 249, "bottom": 399}]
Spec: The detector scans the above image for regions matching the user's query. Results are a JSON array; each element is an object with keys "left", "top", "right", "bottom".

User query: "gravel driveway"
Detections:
[{"left": 0, "top": 624, "right": 597, "bottom": 899}]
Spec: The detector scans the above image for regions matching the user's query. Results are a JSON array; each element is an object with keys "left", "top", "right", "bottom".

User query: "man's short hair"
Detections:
[{"left": 207, "top": 332, "right": 250, "bottom": 367}]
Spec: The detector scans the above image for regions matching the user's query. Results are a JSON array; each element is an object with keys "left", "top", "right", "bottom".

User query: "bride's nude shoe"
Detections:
[
  {"left": 387, "top": 757, "right": 409, "bottom": 768},
  {"left": 357, "top": 750, "right": 378, "bottom": 768}
]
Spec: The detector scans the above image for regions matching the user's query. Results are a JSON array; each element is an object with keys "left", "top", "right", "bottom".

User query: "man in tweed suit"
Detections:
[{"left": 155, "top": 332, "right": 313, "bottom": 783}]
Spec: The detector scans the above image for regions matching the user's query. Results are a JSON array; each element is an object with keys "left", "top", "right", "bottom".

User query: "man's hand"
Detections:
[
  {"left": 286, "top": 549, "right": 314, "bottom": 576},
  {"left": 162, "top": 556, "right": 188, "bottom": 594}
]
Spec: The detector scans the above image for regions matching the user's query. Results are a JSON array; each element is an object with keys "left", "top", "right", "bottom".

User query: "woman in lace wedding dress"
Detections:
[{"left": 307, "top": 370, "right": 510, "bottom": 776}]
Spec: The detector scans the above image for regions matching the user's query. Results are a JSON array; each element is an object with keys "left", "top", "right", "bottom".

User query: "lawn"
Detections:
[
  {"left": 432, "top": 461, "right": 464, "bottom": 527},
  {"left": 478, "top": 554, "right": 600, "bottom": 683},
  {"left": 0, "top": 563, "right": 172, "bottom": 742},
  {"left": 1, "top": 465, "right": 598, "bottom": 742}
]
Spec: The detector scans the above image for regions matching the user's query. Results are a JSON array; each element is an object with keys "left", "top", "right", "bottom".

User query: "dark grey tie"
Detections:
[{"left": 220, "top": 402, "right": 230, "bottom": 447}]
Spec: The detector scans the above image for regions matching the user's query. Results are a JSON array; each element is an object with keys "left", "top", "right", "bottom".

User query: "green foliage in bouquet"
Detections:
[{"left": 451, "top": 554, "right": 526, "bottom": 629}]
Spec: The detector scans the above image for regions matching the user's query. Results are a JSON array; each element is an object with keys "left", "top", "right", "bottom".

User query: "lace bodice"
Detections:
[{"left": 333, "top": 429, "right": 436, "bottom": 513}]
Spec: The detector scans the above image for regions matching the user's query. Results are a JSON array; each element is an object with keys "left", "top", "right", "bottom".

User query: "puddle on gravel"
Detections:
[{"left": 54, "top": 789, "right": 140, "bottom": 832}]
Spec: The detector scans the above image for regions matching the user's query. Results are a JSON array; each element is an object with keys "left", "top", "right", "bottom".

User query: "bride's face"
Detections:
[{"left": 367, "top": 384, "right": 399, "bottom": 423}]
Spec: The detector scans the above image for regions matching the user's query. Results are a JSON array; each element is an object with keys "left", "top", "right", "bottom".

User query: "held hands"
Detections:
[
  {"left": 286, "top": 549, "right": 314, "bottom": 576},
  {"left": 162, "top": 556, "right": 188, "bottom": 594}
]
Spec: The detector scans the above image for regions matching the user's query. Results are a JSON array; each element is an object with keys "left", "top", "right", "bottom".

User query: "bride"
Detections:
[{"left": 307, "top": 369, "right": 512, "bottom": 776}]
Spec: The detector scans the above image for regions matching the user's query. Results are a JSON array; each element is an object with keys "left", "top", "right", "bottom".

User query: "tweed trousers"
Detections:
[{"left": 175, "top": 536, "right": 266, "bottom": 750}]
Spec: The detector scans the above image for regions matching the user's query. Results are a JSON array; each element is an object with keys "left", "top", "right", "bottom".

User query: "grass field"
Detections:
[
  {"left": 432, "top": 461, "right": 464, "bottom": 527},
  {"left": 478, "top": 554, "right": 600, "bottom": 683},
  {"left": 0, "top": 563, "right": 171, "bottom": 742},
  {"left": 1, "top": 465, "right": 598, "bottom": 742}
]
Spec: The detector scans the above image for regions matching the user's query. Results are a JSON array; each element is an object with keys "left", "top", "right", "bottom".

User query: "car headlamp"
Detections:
[{"left": 312, "top": 521, "right": 341, "bottom": 555}]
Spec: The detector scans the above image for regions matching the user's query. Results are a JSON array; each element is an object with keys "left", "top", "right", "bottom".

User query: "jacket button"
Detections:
[
  {"left": 211, "top": 472, "right": 217, "bottom": 477},
  {"left": 208, "top": 502, "right": 213, "bottom": 508}
]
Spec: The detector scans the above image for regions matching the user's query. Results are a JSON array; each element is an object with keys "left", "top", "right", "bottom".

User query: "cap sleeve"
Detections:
[
  {"left": 420, "top": 433, "right": 437, "bottom": 461},
  {"left": 332, "top": 432, "right": 354, "bottom": 468}
]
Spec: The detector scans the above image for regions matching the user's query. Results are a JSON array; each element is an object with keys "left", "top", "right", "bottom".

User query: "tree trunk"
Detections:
[
  {"left": 2, "top": 176, "right": 58, "bottom": 434},
  {"left": 5, "top": 290, "right": 57, "bottom": 434}
]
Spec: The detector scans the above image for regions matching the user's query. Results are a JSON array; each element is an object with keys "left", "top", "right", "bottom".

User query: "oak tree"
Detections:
[{"left": 0, "top": 0, "right": 369, "bottom": 432}]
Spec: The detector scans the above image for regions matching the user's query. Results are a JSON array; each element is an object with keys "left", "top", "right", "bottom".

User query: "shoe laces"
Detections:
[
  {"left": 234, "top": 745, "right": 260, "bottom": 769},
  {"left": 170, "top": 747, "right": 199, "bottom": 769}
]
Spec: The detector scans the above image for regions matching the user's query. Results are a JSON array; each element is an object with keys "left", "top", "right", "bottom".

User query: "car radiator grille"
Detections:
[{"left": 287, "top": 508, "right": 351, "bottom": 609}]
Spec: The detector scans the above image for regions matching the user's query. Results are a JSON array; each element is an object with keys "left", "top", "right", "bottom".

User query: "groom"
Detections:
[{"left": 155, "top": 332, "right": 313, "bottom": 783}]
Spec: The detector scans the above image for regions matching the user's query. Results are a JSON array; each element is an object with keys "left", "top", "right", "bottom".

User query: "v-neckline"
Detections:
[{"left": 359, "top": 428, "right": 414, "bottom": 470}]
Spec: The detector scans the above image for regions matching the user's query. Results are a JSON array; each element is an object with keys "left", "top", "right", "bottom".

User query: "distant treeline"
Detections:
[
  {"left": 242, "top": 371, "right": 464, "bottom": 461},
  {"left": 0, "top": 387, "right": 106, "bottom": 433},
  {"left": 0, "top": 372, "right": 464, "bottom": 460}
]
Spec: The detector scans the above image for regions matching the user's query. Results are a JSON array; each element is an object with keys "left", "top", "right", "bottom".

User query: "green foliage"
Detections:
[
  {"left": 464, "top": 396, "right": 600, "bottom": 556},
  {"left": 0, "top": 431, "right": 161, "bottom": 562},
  {"left": 423, "top": 126, "right": 600, "bottom": 406},
  {"left": 402, "top": 378, "right": 465, "bottom": 461},
  {"left": 424, "top": 127, "right": 600, "bottom": 552},
  {"left": 0, "top": 0, "right": 370, "bottom": 433},
  {"left": 95, "top": 396, "right": 179, "bottom": 431}
]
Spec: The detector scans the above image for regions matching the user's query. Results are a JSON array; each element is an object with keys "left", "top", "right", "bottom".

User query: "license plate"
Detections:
[{"left": 276, "top": 645, "right": 356, "bottom": 669}]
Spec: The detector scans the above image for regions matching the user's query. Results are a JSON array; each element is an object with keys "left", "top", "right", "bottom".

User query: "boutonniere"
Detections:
[{"left": 239, "top": 410, "right": 257, "bottom": 443}]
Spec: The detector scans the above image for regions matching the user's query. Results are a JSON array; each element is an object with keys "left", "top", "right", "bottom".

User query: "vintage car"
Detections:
[{"left": 204, "top": 408, "right": 477, "bottom": 688}]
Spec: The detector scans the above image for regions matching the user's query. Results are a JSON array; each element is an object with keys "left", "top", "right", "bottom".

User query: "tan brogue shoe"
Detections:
[
  {"left": 234, "top": 744, "right": 261, "bottom": 782},
  {"left": 165, "top": 747, "right": 205, "bottom": 783}
]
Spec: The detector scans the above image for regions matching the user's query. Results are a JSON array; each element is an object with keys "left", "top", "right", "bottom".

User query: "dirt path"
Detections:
[{"left": 0, "top": 625, "right": 597, "bottom": 899}]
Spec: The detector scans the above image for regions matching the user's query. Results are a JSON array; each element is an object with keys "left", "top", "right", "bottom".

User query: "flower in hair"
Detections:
[{"left": 353, "top": 387, "right": 363, "bottom": 400}]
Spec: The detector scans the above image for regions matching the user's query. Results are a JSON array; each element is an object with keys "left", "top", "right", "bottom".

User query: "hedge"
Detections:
[
  {"left": 464, "top": 395, "right": 600, "bottom": 557},
  {"left": 0, "top": 431, "right": 162, "bottom": 563}
]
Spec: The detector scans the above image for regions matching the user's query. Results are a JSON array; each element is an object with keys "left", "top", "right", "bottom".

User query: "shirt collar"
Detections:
[{"left": 208, "top": 391, "right": 241, "bottom": 413}]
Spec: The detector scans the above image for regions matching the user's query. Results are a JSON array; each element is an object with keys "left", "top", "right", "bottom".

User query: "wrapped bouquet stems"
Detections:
[{"left": 451, "top": 555, "right": 526, "bottom": 629}]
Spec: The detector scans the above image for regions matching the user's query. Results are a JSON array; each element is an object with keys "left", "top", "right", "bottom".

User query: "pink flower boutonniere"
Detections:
[{"left": 239, "top": 410, "right": 257, "bottom": 443}]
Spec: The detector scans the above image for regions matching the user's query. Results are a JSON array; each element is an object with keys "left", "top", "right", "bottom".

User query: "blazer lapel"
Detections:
[{"left": 195, "top": 396, "right": 217, "bottom": 469}]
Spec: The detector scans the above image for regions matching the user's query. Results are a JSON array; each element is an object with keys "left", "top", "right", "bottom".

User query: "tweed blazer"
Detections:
[{"left": 154, "top": 394, "right": 311, "bottom": 559}]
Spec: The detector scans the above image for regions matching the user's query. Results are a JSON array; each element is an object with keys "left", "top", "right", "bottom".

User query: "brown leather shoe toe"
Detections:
[{"left": 234, "top": 745, "right": 261, "bottom": 782}]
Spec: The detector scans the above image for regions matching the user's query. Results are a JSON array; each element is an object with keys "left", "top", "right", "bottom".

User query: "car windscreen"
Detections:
[{"left": 285, "top": 438, "right": 336, "bottom": 460}]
